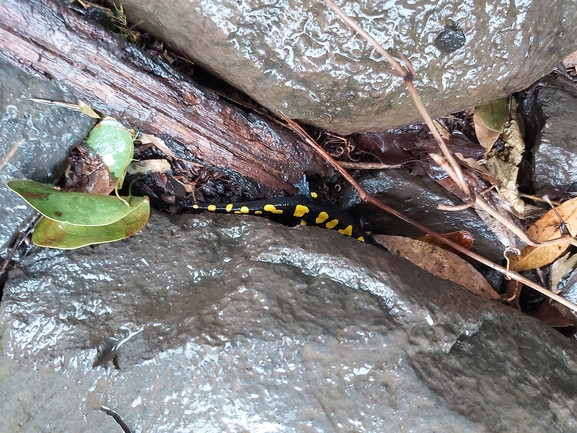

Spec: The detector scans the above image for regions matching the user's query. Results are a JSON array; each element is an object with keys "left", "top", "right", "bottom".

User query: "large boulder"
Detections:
[
  {"left": 119, "top": 0, "right": 577, "bottom": 134},
  {"left": 1, "top": 212, "right": 577, "bottom": 431}
]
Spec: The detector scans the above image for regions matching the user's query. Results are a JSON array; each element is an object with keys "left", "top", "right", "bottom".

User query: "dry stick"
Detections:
[
  {"left": 323, "top": 0, "right": 469, "bottom": 196},
  {"left": 431, "top": 153, "right": 577, "bottom": 248},
  {"left": 338, "top": 161, "right": 404, "bottom": 170},
  {"left": 473, "top": 191, "right": 577, "bottom": 248},
  {"left": 0, "top": 139, "right": 25, "bottom": 171},
  {"left": 279, "top": 112, "right": 577, "bottom": 313}
]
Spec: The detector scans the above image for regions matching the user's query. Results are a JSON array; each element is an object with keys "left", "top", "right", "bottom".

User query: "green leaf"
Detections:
[
  {"left": 8, "top": 180, "right": 147, "bottom": 226},
  {"left": 85, "top": 117, "right": 134, "bottom": 186},
  {"left": 475, "top": 98, "right": 509, "bottom": 132},
  {"left": 32, "top": 197, "right": 150, "bottom": 249}
]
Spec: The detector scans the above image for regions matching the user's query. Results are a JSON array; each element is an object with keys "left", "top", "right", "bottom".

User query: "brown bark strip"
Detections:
[{"left": 0, "top": 0, "right": 324, "bottom": 194}]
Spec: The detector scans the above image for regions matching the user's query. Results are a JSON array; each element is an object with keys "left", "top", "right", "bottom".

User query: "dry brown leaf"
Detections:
[
  {"left": 416, "top": 230, "right": 474, "bottom": 251},
  {"left": 77, "top": 100, "right": 101, "bottom": 119},
  {"left": 563, "top": 49, "right": 577, "bottom": 69},
  {"left": 550, "top": 252, "right": 577, "bottom": 293},
  {"left": 485, "top": 104, "right": 525, "bottom": 215},
  {"left": 510, "top": 244, "right": 569, "bottom": 272},
  {"left": 374, "top": 235, "right": 500, "bottom": 300},
  {"left": 473, "top": 111, "right": 501, "bottom": 154},
  {"left": 140, "top": 133, "right": 175, "bottom": 160},
  {"left": 127, "top": 159, "right": 171, "bottom": 175},
  {"left": 532, "top": 302, "right": 577, "bottom": 328},
  {"left": 511, "top": 197, "right": 577, "bottom": 271},
  {"left": 526, "top": 197, "right": 577, "bottom": 240}
]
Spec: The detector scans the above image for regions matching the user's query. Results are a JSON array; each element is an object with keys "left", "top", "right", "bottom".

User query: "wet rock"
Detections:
[
  {"left": 434, "top": 23, "right": 467, "bottom": 54},
  {"left": 521, "top": 74, "right": 577, "bottom": 194},
  {"left": 341, "top": 169, "right": 505, "bottom": 263},
  {"left": 117, "top": 0, "right": 577, "bottom": 134},
  {"left": 1, "top": 211, "right": 577, "bottom": 431},
  {"left": 0, "top": 60, "right": 95, "bottom": 248}
]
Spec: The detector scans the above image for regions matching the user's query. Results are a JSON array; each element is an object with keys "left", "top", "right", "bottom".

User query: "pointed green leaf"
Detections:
[
  {"left": 85, "top": 117, "right": 134, "bottom": 185},
  {"left": 32, "top": 197, "right": 150, "bottom": 249},
  {"left": 8, "top": 180, "right": 147, "bottom": 226},
  {"left": 475, "top": 98, "right": 509, "bottom": 132}
]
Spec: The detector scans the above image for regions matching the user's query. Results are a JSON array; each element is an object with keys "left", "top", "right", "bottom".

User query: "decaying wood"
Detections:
[{"left": 0, "top": 0, "right": 324, "bottom": 194}]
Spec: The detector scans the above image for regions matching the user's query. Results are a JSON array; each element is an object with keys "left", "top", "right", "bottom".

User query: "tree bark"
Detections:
[{"left": 0, "top": 0, "right": 325, "bottom": 194}]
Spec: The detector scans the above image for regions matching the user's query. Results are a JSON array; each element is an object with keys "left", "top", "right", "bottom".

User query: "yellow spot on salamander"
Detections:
[
  {"left": 263, "top": 204, "right": 283, "bottom": 215},
  {"left": 254, "top": 210, "right": 263, "bottom": 215},
  {"left": 311, "top": 191, "right": 318, "bottom": 198},
  {"left": 207, "top": 204, "right": 217, "bottom": 212},
  {"left": 234, "top": 211, "right": 241, "bottom": 214},
  {"left": 300, "top": 220, "right": 307, "bottom": 226},
  {"left": 192, "top": 204, "right": 199, "bottom": 209},
  {"left": 357, "top": 236, "right": 366, "bottom": 242},
  {"left": 316, "top": 212, "right": 329, "bottom": 224},
  {"left": 338, "top": 225, "right": 353, "bottom": 236},
  {"left": 240, "top": 206, "right": 249, "bottom": 214},
  {"left": 325, "top": 219, "right": 339, "bottom": 229},
  {"left": 225, "top": 203, "right": 233, "bottom": 212},
  {"left": 293, "top": 204, "right": 309, "bottom": 218}
]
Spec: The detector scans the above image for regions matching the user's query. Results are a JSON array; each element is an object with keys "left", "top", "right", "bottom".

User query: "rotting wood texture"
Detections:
[{"left": 0, "top": 0, "right": 324, "bottom": 194}]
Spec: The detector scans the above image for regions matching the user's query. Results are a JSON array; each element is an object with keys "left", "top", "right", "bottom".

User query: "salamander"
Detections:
[{"left": 182, "top": 179, "right": 377, "bottom": 245}]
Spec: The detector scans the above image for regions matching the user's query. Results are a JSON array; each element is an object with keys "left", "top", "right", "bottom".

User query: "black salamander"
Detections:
[{"left": 183, "top": 179, "right": 377, "bottom": 245}]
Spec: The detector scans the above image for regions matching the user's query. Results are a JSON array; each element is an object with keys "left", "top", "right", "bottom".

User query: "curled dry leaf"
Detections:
[
  {"left": 473, "top": 98, "right": 508, "bottom": 154},
  {"left": 127, "top": 159, "right": 171, "bottom": 175},
  {"left": 416, "top": 230, "right": 474, "bottom": 251},
  {"left": 550, "top": 252, "right": 577, "bottom": 293},
  {"left": 511, "top": 197, "right": 577, "bottom": 271},
  {"left": 484, "top": 99, "right": 525, "bottom": 216},
  {"left": 77, "top": 100, "right": 101, "bottom": 119},
  {"left": 139, "top": 133, "right": 175, "bottom": 160},
  {"left": 475, "top": 98, "right": 508, "bottom": 133},
  {"left": 374, "top": 235, "right": 500, "bottom": 300}
]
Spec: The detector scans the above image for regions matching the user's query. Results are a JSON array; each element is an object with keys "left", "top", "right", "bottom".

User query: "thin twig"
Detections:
[
  {"left": 0, "top": 139, "right": 25, "bottom": 171},
  {"left": 337, "top": 161, "right": 403, "bottom": 170},
  {"left": 323, "top": 0, "right": 469, "bottom": 195},
  {"left": 278, "top": 112, "right": 577, "bottom": 313}
]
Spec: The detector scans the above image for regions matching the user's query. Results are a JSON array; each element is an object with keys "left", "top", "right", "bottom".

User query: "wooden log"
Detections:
[{"left": 0, "top": 0, "right": 325, "bottom": 194}]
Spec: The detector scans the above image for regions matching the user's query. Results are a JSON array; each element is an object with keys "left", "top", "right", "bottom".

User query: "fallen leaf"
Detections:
[
  {"left": 483, "top": 99, "right": 525, "bottom": 216},
  {"left": 32, "top": 197, "right": 150, "bottom": 249},
  {"left": 510, "top": 244, "right": 569, "bottom": 272},
  {"left": 532, "top": 302, "right": 576, "bottom": 328},
  {"left": 511, "top": 197, "right": 577, "bottom": 271},
  {"left": 127, "top": 159, "right": 171, "bottom": 175},
  {"left": 374, "top": 235, "right": 500, "bottom": 300},
  {"left": 417, "top": 230, "right": 474, "bottom": 250},
  {"left": 85, "top": 117, "right": 134, "bottom": 190},
  {"left": 526, "top": 197, "right": 577, "bottom": 240},
  {"left": 140, "top": 133, "right": 175, "bottom": 160},
  {"left": 8, "top": 180, "right": 148, "bottom": 226},
  {"left": 475, "top": 98, "right": 508, "bottom": 132},
  {"left": 473, "top": 118, "right": 500, "bottom": 155},
  {"left": 549, "top": 252, "right": 577, "bottom": 293},
  {"left": 77, "top": 100, "right": 101, "bottom": 118}
]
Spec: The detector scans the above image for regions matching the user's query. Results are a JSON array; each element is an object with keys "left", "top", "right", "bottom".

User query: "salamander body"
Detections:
[{"left": 183, "top": 194, "right": 376, "bottom": 245}]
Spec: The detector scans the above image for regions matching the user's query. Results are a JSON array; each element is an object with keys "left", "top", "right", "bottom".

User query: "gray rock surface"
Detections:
[
  {"left": 119, "top": 0, "right": 577, "bottom": 134},
  {"left": 528, "top": 74, "right": 577, "bottom": 194},
  {"left": 0, "top": 60, "right": 95, "bottom": 248},
  {"left": 341, "top": 169, "right": 505, "bottom": 263},
  {"left": 1, "top": 211, "right": 577, "bottom": 432}
]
